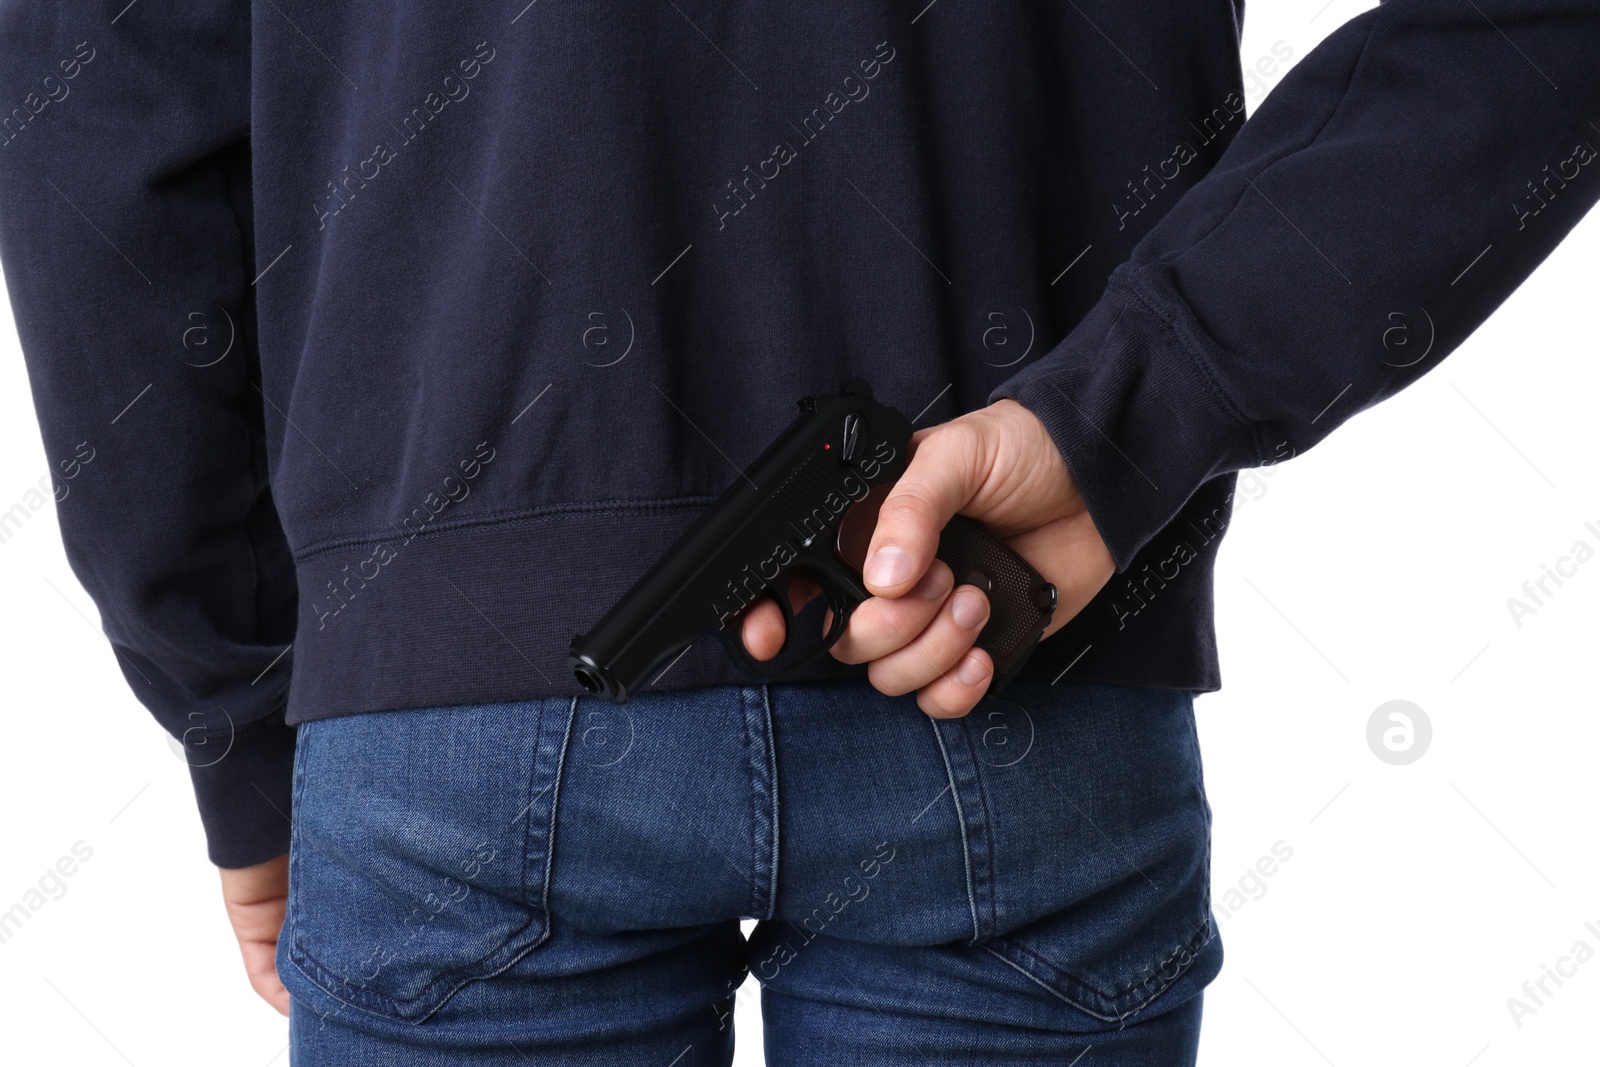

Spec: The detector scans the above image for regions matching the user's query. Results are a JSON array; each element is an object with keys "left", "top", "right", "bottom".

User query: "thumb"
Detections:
[{"left": 862, "top": 424, "right": 980, "bottom": 598}]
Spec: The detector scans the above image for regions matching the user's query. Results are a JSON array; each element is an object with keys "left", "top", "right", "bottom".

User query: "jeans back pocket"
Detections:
[
  {"left": 285, "top": 696, "right": 574, "bottom": 1024},
  {"left": 955, "top": 682, "right": 1221, "bottom": 1025}
]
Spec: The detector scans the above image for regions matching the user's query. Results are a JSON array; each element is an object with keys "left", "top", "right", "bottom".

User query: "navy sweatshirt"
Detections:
[{"left": 2, "top": 2, "right": 1597, "bottom": 867}]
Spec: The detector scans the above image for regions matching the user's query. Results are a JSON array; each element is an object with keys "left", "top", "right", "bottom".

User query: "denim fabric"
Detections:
[{"left": 276, "top": 679, "right": 1221, "bottom": 1065}]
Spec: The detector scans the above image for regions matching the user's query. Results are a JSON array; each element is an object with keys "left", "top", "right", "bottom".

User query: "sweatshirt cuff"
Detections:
[
  {"left": 184, "top": 713, "right": 297, "bottom": 869},
  {"left": 988, "top": 265, "right": 1264, "bottom": 572}
]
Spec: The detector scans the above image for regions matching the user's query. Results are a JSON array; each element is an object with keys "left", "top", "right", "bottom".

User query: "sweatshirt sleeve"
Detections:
[
  {"left": 991, "top": 0, "right": 1600, "bottom": 572},
  {"left": 0, "top": 4, "right": 298, "bottom": 868}
]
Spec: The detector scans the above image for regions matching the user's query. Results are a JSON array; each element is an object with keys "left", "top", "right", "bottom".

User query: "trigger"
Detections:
[{"left": 819, "top": 585, "right": 854, "bottom": 650}]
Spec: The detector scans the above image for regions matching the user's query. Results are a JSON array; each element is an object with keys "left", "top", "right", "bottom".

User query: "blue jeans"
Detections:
[{"left": 276, "top": 679, "right": 1222, "bottom": 1065}]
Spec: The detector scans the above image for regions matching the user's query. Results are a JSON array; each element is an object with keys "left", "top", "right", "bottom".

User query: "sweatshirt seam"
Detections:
[
  {"left": 186, "top": 710, "right": 290, "bottom": 751},
  {"left": 1115, "top": 272, "right": 1266, "bottom": 467},
  {"left": 291, "top": 494, "right": 725, "bottom": 562},
  {"left": 220, "top": 147, "right": 266, "bottom": 637},
  {"left": 218, "top": 139, "right": 292, "bottom": 717},
  {"left": 1108, "top": 14, "right": 1381, "bottom": 480},
  {"left": 1138, "top": 9, "right": 1380, "bottom": 271}
]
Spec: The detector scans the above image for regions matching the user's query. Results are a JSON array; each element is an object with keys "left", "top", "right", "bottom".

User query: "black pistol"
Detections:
[{"left": 567, "top": 380, "right": 1057, "bottom": 703}]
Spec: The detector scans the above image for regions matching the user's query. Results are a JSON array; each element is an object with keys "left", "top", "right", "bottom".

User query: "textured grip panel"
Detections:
[{"left": 936, "top": 516, "right": 1056, "bottom": 694}]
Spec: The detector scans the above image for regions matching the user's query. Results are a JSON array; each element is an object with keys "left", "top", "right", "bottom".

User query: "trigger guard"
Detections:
[
  {"left": 713, "top": 624, "right": 788, "bottom": 680},
  {"left": 711, "top": 575, "right": 801, "bottom": 681},
  {"left": 712, "top": 564, "right": 858, "bottom": 684}
]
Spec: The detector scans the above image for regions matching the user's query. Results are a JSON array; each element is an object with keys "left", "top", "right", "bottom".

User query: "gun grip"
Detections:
[
  {"left": 837, "top": 484, "right": 1056, "bottom": 698},
  {"left": 933, "top": 515, "right": 1058, "bottom": 696}
]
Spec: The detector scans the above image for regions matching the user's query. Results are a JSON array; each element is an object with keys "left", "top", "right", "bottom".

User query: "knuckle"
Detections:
[
  {"left": 876, "top": 596, "right": 936, "bottom": 637},
  {"left": 867, "top": 661, "right": 916, "bottom": 699},
  {"left": 829, "top": 633, "right": 868, "bottom": 664},
  {"left": 877, "top": 487, "right": 942, "bottom": 534},
  {"left": 917, "top": 687, "right": 969, "bottom": 719},
  {"left": 868, "top": 598, "right": 922, "bottom": 642},
  {"left": 932, "top": 420, "right": 986, "bottom": 474}
]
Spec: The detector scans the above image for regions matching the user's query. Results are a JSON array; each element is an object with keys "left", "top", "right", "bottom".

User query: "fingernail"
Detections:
[
  {"left": 952, "top": 589, "right": 987, "bottom": 629},
  {"left": 913, "top": 563, "right": 953, "bottom": 600},
  {"left": 866, "top": 545, "right": 911, "bottom": 588},
  {"left": 957, "top": 654, "right": 990, "bottom": 686}
]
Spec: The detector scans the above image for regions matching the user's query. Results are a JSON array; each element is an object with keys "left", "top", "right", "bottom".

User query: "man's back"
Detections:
[
  {"left": 2, "top": 2, "right": 1261, "bottom": 748},
  {"left": 2, "top": 2, "right": 1597, "bottom": 1061}
]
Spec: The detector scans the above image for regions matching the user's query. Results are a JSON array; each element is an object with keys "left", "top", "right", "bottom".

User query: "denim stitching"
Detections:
[
  {"left": 285, "top": 721, "right": 310, "bottom": 956},
  {"left": 536, "top": 696, "right": 579, "bottom": 924},
  {"left": 740, "top": 686, "right": 761, "bottom": 919},
  {"left": 929, "top": 719, "right": 981, "bottom": 944},
  {"left": 758, "top": 685, "right": 781, "bottom": 920},
  {"left": 955, "top": 717, "right": 999, "bottom": 941},
  {"left": 399, "top": 697, "right": 578, "bottom": 1023},
  {"left": 981, "top": 914, "right": 1215, "bottom": 1027},
  {"left": 517, "top": 698, "right": 540, "bottom": 915}
]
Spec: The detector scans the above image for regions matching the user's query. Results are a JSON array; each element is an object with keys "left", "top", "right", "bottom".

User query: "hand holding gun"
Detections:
[{"left": 568, "top": 380, "right": 1058, "bottom": 704}]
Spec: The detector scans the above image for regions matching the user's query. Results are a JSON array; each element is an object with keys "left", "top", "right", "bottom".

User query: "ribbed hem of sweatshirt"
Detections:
[
  {"left": 186, "top": 714, "right": 297, "bottom": 868},
  {"left": 281, "top": 264, "right": 1256, "bottom": 724},
  {"left": 284, "top": 489, "right": 1225, "bottom": 732},
  {"left": 988, "top": 264, "right": 1264, "bottom": 574}
]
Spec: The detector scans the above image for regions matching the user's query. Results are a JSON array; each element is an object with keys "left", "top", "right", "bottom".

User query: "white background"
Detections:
[{"left": 2, "top": 1, "right": 1596, "bottom": 1063}]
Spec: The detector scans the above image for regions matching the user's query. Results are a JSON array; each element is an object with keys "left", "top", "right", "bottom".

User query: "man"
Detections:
[{"left": 1, "top": 1, "right": 1595, "bottom": 1063}]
